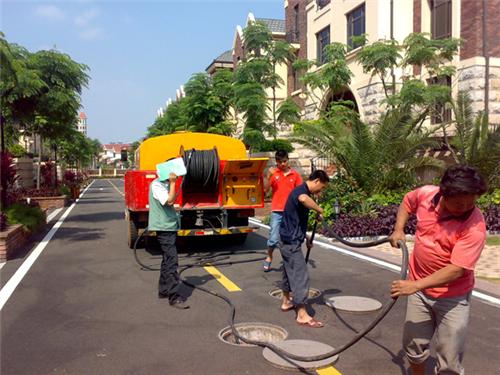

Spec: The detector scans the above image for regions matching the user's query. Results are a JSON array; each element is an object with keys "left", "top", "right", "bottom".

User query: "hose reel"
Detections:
[{"left": 181, "top": 147, "right": 220, "bottom": 195}]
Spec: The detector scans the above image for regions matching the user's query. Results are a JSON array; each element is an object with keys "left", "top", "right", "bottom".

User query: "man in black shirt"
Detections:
[{"left": 279, "top": 170, "right": 329, "bottom": 328}]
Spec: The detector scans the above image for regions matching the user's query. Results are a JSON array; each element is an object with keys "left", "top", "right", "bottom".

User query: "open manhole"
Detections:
[
  {"left": 218, "top": 322, "right": 288, "bottom": 347},
  {"left": 268, "top": 287, "right": 321, "bottom": 300}
]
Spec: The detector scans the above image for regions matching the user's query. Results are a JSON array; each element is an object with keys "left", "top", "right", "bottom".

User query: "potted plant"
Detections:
[{"left": 63, "top": 170, "right": 83, "bottom": 200}]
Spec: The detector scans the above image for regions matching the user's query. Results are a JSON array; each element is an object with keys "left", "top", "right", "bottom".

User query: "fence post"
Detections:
[
  {"left": 114, "top": 168, "right": 117, "bottom": 177},
  {"left": 99, "top": 167, "right": 102, "bottom": 177}
]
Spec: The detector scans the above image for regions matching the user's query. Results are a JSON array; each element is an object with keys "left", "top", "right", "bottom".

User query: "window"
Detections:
[
  {"left": 317, "top": 0, "right": 331, "bottom": 9},
  {"left": 293, "top": 68, "right": 301, "bottom": 92},
  {"left": 316, "top": 26, "right": 330, "bottom": 65},
  {"left": 429, "top": 76, "right": 452, "bottom": 124},
  {"left": 346, "top": 4, "right": 365, "bottom": 49},
  {"left": 293, "top": 4, "right": 300, "bottom": 42},
  {"left": 431, "top": 0, "right": 452, "bottom": 39}
]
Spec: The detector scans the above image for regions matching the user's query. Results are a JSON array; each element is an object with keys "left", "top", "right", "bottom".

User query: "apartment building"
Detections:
[
  {"left": 285, "top": 0, "right": 500, "bottom": 127},
  {"left": 232, "top": 13, "right": 289, "bottom": 135},
  {"left": 77, "top": 112, "right": 87, "bottom": 135},
  {"left": 206, "top": 49, "right": 233, "bottom": 76}
]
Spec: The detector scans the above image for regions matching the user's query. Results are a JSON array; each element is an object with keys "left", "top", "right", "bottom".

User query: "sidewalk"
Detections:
[{"left": 254, "top": 203, "right": 500, "bottom": 286}]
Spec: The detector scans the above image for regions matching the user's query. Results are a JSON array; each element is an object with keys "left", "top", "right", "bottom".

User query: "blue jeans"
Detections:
[{"left": 267, "top": 211, "right": 283, "bottom": 249}]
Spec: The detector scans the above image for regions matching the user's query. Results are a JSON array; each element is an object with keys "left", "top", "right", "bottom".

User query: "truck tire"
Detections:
[{"left": 127, "top": 218, "right": 139, "bottom": 249}]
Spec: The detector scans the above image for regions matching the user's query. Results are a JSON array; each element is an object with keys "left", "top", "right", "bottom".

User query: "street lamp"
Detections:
[{"left": 333, "top": 199, "right": 340, "bottom": 220}]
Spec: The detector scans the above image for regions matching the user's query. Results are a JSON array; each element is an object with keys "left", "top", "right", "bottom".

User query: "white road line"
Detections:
[
  {"left": 46, "top": 208, "right": 63, "bottom": 223},
  {"left": 0, "top": 181, "right": 95, "bottom": 311},
  {"left": 107, "top": 179, "right": 124, "bottom": 197},
  {"left": 249, "top": 218, "right": 500, "bottom": 307}
]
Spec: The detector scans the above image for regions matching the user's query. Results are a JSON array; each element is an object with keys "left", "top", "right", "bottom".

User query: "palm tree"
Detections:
[
  {"left": 293, "top": 106, "right": 443, "bottom": 194},
  {"left": 449, "top": 92, "right": 500, "bottom": 187}
]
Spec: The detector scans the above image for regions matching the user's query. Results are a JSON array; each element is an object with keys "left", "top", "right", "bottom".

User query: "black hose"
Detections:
[
  {"left": 225, "top": 233, "right": 408, "bottom": 362},
  {"left": 182, "top": 149, "right": 219, "bottom": 195},
  {"left": 133, "top": 222, "right": 409, "bottom": 363},
  {"left": 133, "top": 229, "right": 265, "bottom": 271}
]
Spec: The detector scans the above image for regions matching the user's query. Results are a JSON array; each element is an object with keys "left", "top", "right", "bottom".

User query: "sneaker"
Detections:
[{"left": 169, "top": 297, "right": 190, "bottom": 309}]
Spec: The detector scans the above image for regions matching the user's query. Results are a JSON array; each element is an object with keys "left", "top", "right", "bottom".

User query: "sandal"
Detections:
[
  {"left": 263, "top": 260, "right": 272, "bottom": 272},
  {"left": 297, "top": 318, "right": 324, "bottom": 328},
  {"left": 280, "top": 304, "right": 295, "bottom": 312}
]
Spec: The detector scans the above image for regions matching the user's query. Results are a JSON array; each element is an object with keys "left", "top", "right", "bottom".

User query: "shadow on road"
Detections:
[
  {"left": 65, "top": 212, "right": 124, "bottom": 223},
  {"left": 56, "top": 226, "right": 105, "bottom": 242}
]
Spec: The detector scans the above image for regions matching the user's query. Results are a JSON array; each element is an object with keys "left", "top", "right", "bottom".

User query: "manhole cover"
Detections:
[
  {"left": 218, "top": 322, "right": 288, "bottom": 347},
  {"left": 268, "top": 288, "right": 321, "bottom": 300},
  {"left": 263, "top": 339, "right": 339, "bottom": 370},
  {"left": 324, "top": 295, "right": 382, "bottom": 313}
]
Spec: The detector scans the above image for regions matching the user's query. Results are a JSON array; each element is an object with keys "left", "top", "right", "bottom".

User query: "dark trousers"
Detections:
[
  {"left": 157, "top": 231, "right": 180, "bottom": 301},
  {"left": 279, "top": 241, "right": 310, "bottom": 306}
]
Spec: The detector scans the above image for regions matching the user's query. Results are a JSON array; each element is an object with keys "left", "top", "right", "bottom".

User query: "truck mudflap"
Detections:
[{"left": 176, "top": 226, "right": 258, "bottom": 237}]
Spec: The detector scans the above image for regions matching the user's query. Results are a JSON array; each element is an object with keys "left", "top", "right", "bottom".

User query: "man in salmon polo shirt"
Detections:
[
  {"left": 262, "top": 150, "right": 302, "bottom": 272},
  {"left": 389, "top": 165, "right": 488, "bottom": 375}
]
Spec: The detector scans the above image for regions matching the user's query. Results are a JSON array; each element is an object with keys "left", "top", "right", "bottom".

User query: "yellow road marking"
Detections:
[
  {"left": 107, "top": 179, "right": 124, "bottom": 197},
  {"left": 203, "top": 266, "right": 241, "bottom": 292},
  {"left": 316, "top": 366, "right": 342, "bottom": 375}
]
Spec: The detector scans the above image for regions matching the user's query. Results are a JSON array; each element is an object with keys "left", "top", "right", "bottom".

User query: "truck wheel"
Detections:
[{"left": 128, "top": 218, "right": 139, "bottom": 249}]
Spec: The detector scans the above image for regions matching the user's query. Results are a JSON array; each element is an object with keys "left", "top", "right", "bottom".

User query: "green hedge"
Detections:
[{"left": 6, "top": 203, "right": 45, "bottom": 232}]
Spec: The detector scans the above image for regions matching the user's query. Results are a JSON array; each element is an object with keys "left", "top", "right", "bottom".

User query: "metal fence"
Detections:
[
  {"left": 310, "top": 156, "right": 337, "bottom": 176},
  {"left": 87, "top": 168, "right": 127, "bottom": 177}
]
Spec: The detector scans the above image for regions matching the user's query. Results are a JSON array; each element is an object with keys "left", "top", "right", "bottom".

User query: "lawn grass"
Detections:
[{"left": 486, "top": 236, "right": 500, "bottom": 246}]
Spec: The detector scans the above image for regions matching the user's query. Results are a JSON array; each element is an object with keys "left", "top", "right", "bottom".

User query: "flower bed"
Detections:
[
  {"left": 8, "top": 187, "right": 69, "bottom": 210},
  {"left": 0, "top": 224, "right": 28, "bottom": 262},
  {"left": 322, "top": 204, "right": 499, "bottom": 238},
  {"left": 28, "top": 195, "right": 68, "bottom": 210}
]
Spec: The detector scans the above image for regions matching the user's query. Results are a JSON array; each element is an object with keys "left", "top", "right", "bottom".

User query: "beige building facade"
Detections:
[
  {"left": 231, "top": 13, "right": 289, "bottom": 136},
  {"left": 290, "top": 0, "right": 500, "bottom": 129}
]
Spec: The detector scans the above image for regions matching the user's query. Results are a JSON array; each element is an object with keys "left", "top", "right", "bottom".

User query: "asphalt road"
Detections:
[{"left": 1, "top": 178, "right": 499, "bottom": 375}]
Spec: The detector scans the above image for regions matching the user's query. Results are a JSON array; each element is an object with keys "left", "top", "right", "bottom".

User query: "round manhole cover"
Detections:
[
  {"left": 268, "top": 288, "right": 321, "bottom": 300},
  {"left": 324, "top": 295, "right": 382, "bottom": 313},
  {"left": 263, "top": 339, "right": 339, "bottom": 370},
  {"left": 218, "top": 322, "right": 288, "bottom": 347}
]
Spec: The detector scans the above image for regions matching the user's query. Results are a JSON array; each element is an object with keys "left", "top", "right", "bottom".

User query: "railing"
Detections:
[
  {"left": 87, "top": 168, "right": 128, "bottom": 177},
  {"left": 310, "top": 156, "right": 337, "bottom": 176}
]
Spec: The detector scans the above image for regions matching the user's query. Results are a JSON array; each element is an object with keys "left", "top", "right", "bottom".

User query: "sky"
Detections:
[{"left": 1, "top": 0, "right": 284, "bottom": 144}]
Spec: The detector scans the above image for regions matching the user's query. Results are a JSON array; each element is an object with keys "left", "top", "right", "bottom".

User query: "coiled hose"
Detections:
[
  {"left": 182, "top": 148, "right": 220, "bottom": 195},
  {"left": 133, "top": 220, "right": 408, "bottom": 363}
]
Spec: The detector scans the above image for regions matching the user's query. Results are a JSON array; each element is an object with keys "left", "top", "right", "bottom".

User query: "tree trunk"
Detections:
[
  {"left": 54, "top": 144, "right": 58, "bottom": 188},
  {"left": 272, "top": 86, "right": 277, "bottom": 139},
  {"left": 0, "top": 115, "right": 6, "bottom": 211},
  {"left": 36, "top": 135, "right": 42, "bottom": 190}
]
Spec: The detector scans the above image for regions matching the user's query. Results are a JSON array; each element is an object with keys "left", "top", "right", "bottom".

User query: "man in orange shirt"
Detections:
[
  {"left": 390, "top": 165, "right": 488, "bottom": 375},
  {"left": 263, "top": 150, "right": 302, "bottom": 272}
]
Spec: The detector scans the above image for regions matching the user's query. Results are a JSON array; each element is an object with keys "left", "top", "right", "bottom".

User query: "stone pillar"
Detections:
[{"left": 14, "top": 157, "right": 34, "bottom": 189}]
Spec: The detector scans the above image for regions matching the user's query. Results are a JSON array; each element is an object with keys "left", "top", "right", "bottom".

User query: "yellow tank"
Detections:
[{"left": 136, "top": 132, "right": 248, "bottom": 171}]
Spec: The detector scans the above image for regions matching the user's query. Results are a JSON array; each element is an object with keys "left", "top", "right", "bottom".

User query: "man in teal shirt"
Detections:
[{"left": 149, "top": 172, "right": 189, "bottom": 309}]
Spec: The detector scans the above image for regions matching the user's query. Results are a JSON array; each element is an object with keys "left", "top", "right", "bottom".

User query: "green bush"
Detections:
[
  {"left": 60, "top": 184, "right": 71, "bottom": 198},
  {"left": 318, "top": 175, "right": 368, "bottom": 215},
  {"left": 367, "top": 190, "right": 408, "bottom": 206},
  {"left": 6, "top": 203, "right": 45, "bottom": 232},
  {"left": 7, "top": 144, "right": 26, "bottom": 158},
  {"left": 256, "top": 139, "right": 294, "bottom": 153},
  {"left": 477, "top": 189, "right": 500, "bottom": 210}
]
